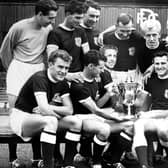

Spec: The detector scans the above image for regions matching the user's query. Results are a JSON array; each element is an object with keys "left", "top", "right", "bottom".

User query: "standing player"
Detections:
[
  {"left": 80, "top": 0, "right": 101, "bottom": 50},
  {"left": 0, "top": 0, "right": 58, "bottom": 167},
  {"left": 76, "top": 0, "right": 102, "bottom": 162},
  {"left": 139, "top": 19, "right": 168, "bottom": 74},
  {"left": 47, "top": 0, "right": 90, "bottom": 82},
  {"left": 103, "top": 13, "right": 144, "bottom": 83}
]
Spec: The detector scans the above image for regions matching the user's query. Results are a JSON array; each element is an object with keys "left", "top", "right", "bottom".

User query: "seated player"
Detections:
[
  {"left": 133, "top": 51, "right": 168, "bottom": 168},
  {"left": 9, "top": 50, "right": 73, "bottom": 168},
  {"left": 63, "top": 50, "right": 134, "bottom": 168}
]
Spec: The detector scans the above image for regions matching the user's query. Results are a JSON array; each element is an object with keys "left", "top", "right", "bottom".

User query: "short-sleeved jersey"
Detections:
[
  {"left": 47, "top": 26, "right": 88, "bottom": 72},
  {"left": 80, "top": 25, "right": 100, "bottom": 50},
  {"left": 98, "top": 69, "right": 112, "bottom": 98},
  {"left": 138, "top": 40, "right": 168, "bottom": 73},
  {"left": 98, "top": 69, "right": 113, "bottom": 107},
  {"left": 15, "top": 70, "right": 70, "bottom": 113},
  {"left": 145, "top": 74, "right": 168, "bottom": 110},
  {"left": 70, "top": 79, "right": 99, "bottom": 114},
  {"left": 103, "top": 31, "right": 144, "bottom": 71}
]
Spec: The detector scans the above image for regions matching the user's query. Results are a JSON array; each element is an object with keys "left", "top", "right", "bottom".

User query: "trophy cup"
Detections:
[{"left": 118, "top": 82, "right": 139, "bottom": 116}]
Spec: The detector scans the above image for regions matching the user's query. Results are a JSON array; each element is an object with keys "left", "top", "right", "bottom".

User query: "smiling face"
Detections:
[
  {"left": 154, "top": 55, "right": 168, "bottom": 78},
  {"left": 83, "top": 6, "right": 100, "bottom": 28},
  {"left": 39, "top": 10, "right": 57, "bottom": 27},
  {"left": 104, "top": 48, "right": 117, "bottom": 69},
  {"left": 49, "top": 57, "right": 71, "bottom": 81}
]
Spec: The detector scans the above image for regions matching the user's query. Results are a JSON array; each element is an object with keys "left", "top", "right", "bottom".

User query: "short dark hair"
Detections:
[
  {"left": 153, "top": 50, "right": 168, "bottom": 60},
  {"left": 35, "top": 0, "right": 58, "bottom": 16},
  {"left": 48, "top": 49, "right": 72, "bottom": 64},
  {"left": 65, "top": 0, "right": 85, "bottom": 15},
  {"left": 99, "top": 45, "right": 118, "bottom": 57},
  {"left": 83, "top": 0, "right": 101, "bottom": 13},
  {"left": 116, "top": 13, "right": 133, "bottom": 26},
  {"left": 83, "top": 49, "right": 104, "bottom": 66}
]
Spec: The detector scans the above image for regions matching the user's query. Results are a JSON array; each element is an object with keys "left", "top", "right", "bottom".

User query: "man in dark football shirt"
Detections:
[
  {"left": 133, "top": 51, "right": 168, "bottom": 168},
  {"left": 63, "top": 50, "right": 133, "bottom": 168},
  {"left": 139, "top": 19, "right": 168, "bottom": 74},
  {"left": 76, "top": 1, "right": 102, "bottom": 161},
  {"left": 47, "top": 0, "right": 90, "bottom": 164},
  {"left": 47, "top": 0, "right": 90, "bottom": 83},
  {"left": 9, "top": 50, "right": 73, "bottom": 168},
  {"left": 103, "top": 13, "right": 144, "bottom": 83},
  {"left": 80, "top": 0, "right": 101, "bottom": 50}
]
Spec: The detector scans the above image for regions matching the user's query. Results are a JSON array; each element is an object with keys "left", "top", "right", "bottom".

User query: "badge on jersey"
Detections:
[
  {"left": 128, "top": 47, "right": 135, "bottom": 56},
  {"left": 52, "top": 93, "right": 62, "bottom": 104},
  {"left": 75, "top": 37, "right": 82, "bottom": 47},
  {"left": 164, "top": 89, "right": 168, "bottom": 99}
]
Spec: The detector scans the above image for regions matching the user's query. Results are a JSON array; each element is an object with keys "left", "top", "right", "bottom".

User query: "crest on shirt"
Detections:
[
  {"left": 52, "top": 93, "right": 62, "bottom": 104},
  {"left": 75, "top": 37, "right": 82, "bottom": 47},
  {"left": 128, "top": 47, "right": 135, "bottom": 56},
  {"left": 94, "top": 37, "right": 98, "bottom": 46},
  {"left": 164, "top": 89, "right": 168, "bottom": 99}
]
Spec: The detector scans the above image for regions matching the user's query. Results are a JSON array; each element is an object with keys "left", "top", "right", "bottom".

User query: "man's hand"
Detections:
[
  {"left": 32, "top": 106, "right": 62, "bottom": 119},
  {"left": 143, "top": 64, "right": 154, "bottom": 84},
  {"left": 97, "top": 33, "right": 104, "bottom": 46},
  {"left": 66, "top": 72, "right": 84, "bottom": 83}
]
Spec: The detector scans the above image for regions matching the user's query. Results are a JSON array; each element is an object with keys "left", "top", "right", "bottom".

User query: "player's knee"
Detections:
[
  {"left": 63, "top": 115, "right": 82, "bottom": 131},
  {"left": 44, "top": 116, "right": 58, "bottom": 131},
  {"left": 98, "top": 123, "right": 111, "bottom": 139}
]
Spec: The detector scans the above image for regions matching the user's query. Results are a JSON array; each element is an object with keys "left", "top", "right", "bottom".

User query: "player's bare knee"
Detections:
[
  {"left": 63, "top": 115, "right": 82, "bottom": 131},
  {"left": 98, "top": 123, "right": 111, "bottom": 139},
  {"left": 44, "top": 116, "right": 58, "bottom": 131}
]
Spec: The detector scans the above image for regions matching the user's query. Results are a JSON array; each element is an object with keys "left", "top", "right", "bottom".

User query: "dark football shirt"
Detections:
[
  {"left": 80, "top": 25, "right": 100, "bottom": 50},
  {"left": 15, "top": 70, "right": 70, "bottom": 113},
  {"left": 145, "top": 74, "right": 168, "bottom": 110},
  {"left": 70, "top": 79, "right": 99, "bottom": 114},
  {"left": 103, "top": 31, "right": 144, "bottom": 71},
  {"left": 47, "top": 26, "right": 88, "bottom": 72},
  {"left": 98, "top": 69, "right": 113, "bottom": 107}
]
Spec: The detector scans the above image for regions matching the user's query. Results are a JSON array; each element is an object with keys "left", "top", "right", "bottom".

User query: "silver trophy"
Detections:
[{"left": 118, "top": 82, "right": 139, "bottom": 115}]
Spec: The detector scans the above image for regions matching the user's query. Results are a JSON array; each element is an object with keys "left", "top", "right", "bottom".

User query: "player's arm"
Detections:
[
  {"left": 81, "top": 29, "right": 90, "bottom": 54},
  {"left": 96, "top": 91, "right": 111, "bottom": 108},
  {"left": 98, "top": 25, "right": 116, "bottom": 45},
  {"left": 139, "top": 109, "right": 168, "bottom": 119},
  {"left": 46, "top": 44, "right": 59, "bottom": 57},
  {"left": 50, "top": 93, "right": 73, "bottom": 116},
  {"left": 0, "top": 24, "right": 19, "bottom": 70},
  {"left": 35, "top": 92, "right": 73, "bottom": 118},
  {"left": 80, "top": 97, "right": 124, "bottom": 121},
  {"left": 46, "top": 30, "right": 59, "bottom": 57},
  {"left": 65, "top": 72, "right": 84, "bottom": 83}
]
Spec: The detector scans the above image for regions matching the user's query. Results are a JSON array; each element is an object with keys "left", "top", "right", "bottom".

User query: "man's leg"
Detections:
[
  {"left": 59, "top": 116, "right": 83, "bottom": 167},
  {"left": 8, "top": 94, "right": 19, "bottom": 165},
  {"left": 82, "top": 119, "right": 111, "bottom": 167},
  {"left": 133, "top": 118, "right": 157, "bottom": 168},
  {"left": 21, "top": 115, "right": 58, "bottom": 168}
]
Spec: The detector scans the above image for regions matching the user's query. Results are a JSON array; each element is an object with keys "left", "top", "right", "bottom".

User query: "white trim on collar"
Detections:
[{"left": 59, "top": 23, "right": 74, "bottom": 31}]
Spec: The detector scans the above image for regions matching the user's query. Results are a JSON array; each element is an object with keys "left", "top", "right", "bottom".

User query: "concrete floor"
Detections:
[{"left": 0, "top": 144, "right": 33, "bottom": 168}]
